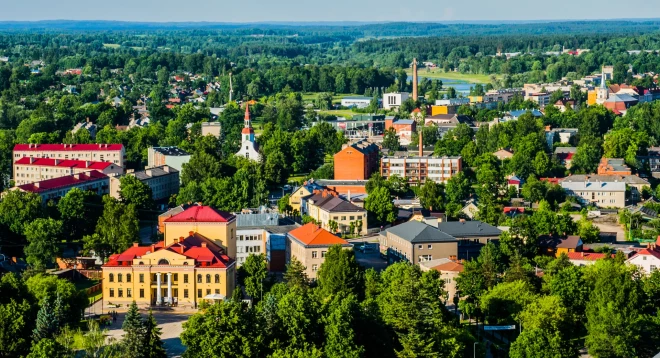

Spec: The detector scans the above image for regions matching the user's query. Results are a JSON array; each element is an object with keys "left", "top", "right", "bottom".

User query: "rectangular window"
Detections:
[
  {"left": 215, "top": 289, "right": 220, "bottom": 294},
  {"left": 651, "top": 265, "right": 657, "bottom": 272},
  {"left": 184, "top": 274, "right": 189, "bottom": 283},
  {"left": 118, "top": 275, "right": 122, "bottom": 283},
  {"left": 428, "top": 245, "right": 432, "bottom": 249},
  {"left": 109, "top": 288, "right": 114, "bottom": 297},
  {"left": 139, "top": 274, "right": 144, "bottom": 283},
  {"left": 341, "top": 216, "right": 346, "bottom": 221},
  {"left": 321, "top": 251, "right": 327, "bottom": 258},
  {"left": 118, "top": 289, "right": 123, "bottom": 298},
  {"left": 418, "top": 245, "right": 423, "bottom": 249},
  {"left": 312, "top": 251, "right": 318, "bottom": 258},
  {"left": 127, "top": 289, "right": 132, "bottom": 298},
  {"left": 174, "top": 273, "right": 178, "bottom": 282},
  {"left": 127, "top": 274, "right": 131, "bottom": 283},
  {"left": 197, "top": 289, "right": 202, "bottom": 298},
  {"left": 184, "top": 289, "right": 189, "bottom": 298},
  {"left": 312, "top": 264, "right": 318, "bottom": 272},
  {"left": 350, "top": 216, "right": 355, "bottom": 221},
  {"left": 206, "top": 289, "right": 211, "bottom": 296},
  {"left": 139, "top": 289, "right": 144, "bottom": 298}
]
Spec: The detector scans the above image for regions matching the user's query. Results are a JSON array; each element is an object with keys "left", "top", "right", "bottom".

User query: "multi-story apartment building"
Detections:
[
  {"left": 379, "top": 221, "right": 459, "bottom": 265},
  {"left": 13, "top": 143, "right": 126, "bottom": 167},
  {"left": 13, "top": 157, "right": 123, "bottom": 186},
  {"left": 147, "top": 147, "right": 191, "bottom": 173},
  {"left": 560, "top": 180, "right": 626, "bottom": 208},
  {"left": 236, "top": 212, "right": 298, "bottom": 270},
  {"left": 302, "top": 191, "right": 367, "bottom": 235},
  {"left": 101, "top": 205, "right": 237, "bottom": 309},
  {"left": 286, "top": 223, "right": 352, "bottom": 279},
  {"left": 13, "top": 170, "right": 109, "bottom": 202},
  {"left": 561, "top": 174, "right": 649, "bottom": 204},
  {"left": 109, "top": 165, "right": 179, "bottom": 201},
  {"left": 381, "top": 155, "right": 462, "bottom": 184},
  {"left": 333, "top": 140, "right": 380, "bottom": 181}
]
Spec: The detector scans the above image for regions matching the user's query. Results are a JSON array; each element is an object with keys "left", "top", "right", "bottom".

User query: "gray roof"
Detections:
[
  {"left": 152, "top": 146, "right": 190, "bottom": 156},
  {"left": 236, "top": 213, "right": 279, "bottom": 227},
  {"left": 554, "top": 147, "right": 577, "bottom": 154},
  {"left": 132, "top": 165, "right": 179, "bottom": 180},
  {"left": 561, "top": 181, "right": 626, "bottom": 192},
  {"left": 435, "top": 220, "right": 502, "bottom": 238},
  {"left": 307, "top": 193, "right": 366, "bottom": 213},
  {"left": 382, "top": 221, "right": 457, "bottom": 243},
  {"left": 561, "top": 174, "right": 649, "bottom": 185}
]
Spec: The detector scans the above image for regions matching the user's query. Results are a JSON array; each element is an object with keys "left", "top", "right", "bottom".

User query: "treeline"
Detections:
[{"left": 182, "top": 249, "right": 479, "bottom": 358}]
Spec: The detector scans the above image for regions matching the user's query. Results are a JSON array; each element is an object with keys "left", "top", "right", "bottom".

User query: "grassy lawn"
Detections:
[
  {"left": 319, "top": 109, "right": 356, "bottom": 119},
  {"left": 302, "top": 92, "right": 362, "bottom": 103},
  {"left": 404, "top": 68, "right": 496, "bottom": 83},
  {"left": 102, "top": 43, "right": 120, "bottom": 49}
]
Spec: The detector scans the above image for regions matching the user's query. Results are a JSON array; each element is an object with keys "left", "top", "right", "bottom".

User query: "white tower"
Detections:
[{"left": 235, "top": 104, "right": 261, "bottom": 161}]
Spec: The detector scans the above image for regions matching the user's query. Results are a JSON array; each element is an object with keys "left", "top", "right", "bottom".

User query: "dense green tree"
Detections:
[
  {"left": 317, "top": 245, "right": 363, "bottom": 299},
  {"left": 87, "top": 195, "right": 139, "bottom": 261},
  {"left": 323, "top": 293, "right": 364, "bottom": 358},
  {"left": 121, "top": 301, "right": 145, "bottom": 358},
  {"left": 24, "top": 218, "right": 63, "bottom": 270},
  {"left": 144, "top": 311, "right": 167, "bottom": 358},
  {"left": 0, "top": 190, "right": 43, "bottom": 236},
  {"left": 32, "top": 296, "right": 60, "bottom": 342},
  {"left": 284, "top": 257, "right": 309, "bottom": 290},
  {"left": 382, "top": 128, "right": 400, "bottom": 153},
  {"left": 240, "top": 254, "right": 269, "bottom": 301},
  {"left": 26, "top": 338, "right": 69, "bottom": 358},
  {"left": 58, "top": 188, "right": 101, "bottom": 243},
  {"left": 119, "top": 175, "right": 154, "bottom": 211},
  {"left": 25, "top": 274, "right": 87, "bottom": 327},
  {"left": 417, "top": 180, "right": 444, "bottom": 211},
  {"left": 364, "top": 186, "right": 396, "bottom": 224}
]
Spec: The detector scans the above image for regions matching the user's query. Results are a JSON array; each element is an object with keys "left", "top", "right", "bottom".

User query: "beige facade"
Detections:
[
  {"left": 286, "top": 223, "right": 352, "bottom": 279},
  {"left": 13, "top": 144, "right": 126, "bottom": 167},
  {"left": 102, "top": 243, "right": 235, "bottom": 309},
  {"left": 379, "top": 233, "right": 458, "bottom": 264},
  {"left": 290, "top": 185, "right": 314, "bottom": 213},
  {"left": 381, "top": 156, "right": 462, "bottom": 185},
  {"left": 304, "top": 192, "right": 367, "bottom": 235},
  {"left": 109, "top": 166, "right": 179, "bottom": 201},
  {"left": 560, "top": 180, "right": 627, "bottom": 208},
  {"left": 165, "top": 220, "right": 237, "bottom": 259},
  {"left": 201, "top": 122, "right": 222, "bottom": 139},
  {"left": 13, "top": 158, "right": 123, "bottom": 186}
]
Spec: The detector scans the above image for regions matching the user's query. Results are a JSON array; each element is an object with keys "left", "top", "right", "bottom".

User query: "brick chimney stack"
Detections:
[{"left": 412, "top": 58, "right": 418, "bottom": 101}]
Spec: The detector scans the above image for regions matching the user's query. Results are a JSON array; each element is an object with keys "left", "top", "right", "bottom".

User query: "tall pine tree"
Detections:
[
  {"left": 33, "top": 296, "right": 60, "bottom": 341},
  {"left": 121, "top": 301, "right": 145, "bottom": 358},
  {"left": 143, "top": 310, "right": 167, "bottom": 358}
]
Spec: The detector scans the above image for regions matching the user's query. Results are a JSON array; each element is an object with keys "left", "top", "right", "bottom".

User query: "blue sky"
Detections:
[{"left": 1, "top": 0, "right": 660, "bottom": 22}]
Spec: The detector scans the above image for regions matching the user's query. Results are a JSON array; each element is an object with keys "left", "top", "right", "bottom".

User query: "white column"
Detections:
[
  {"left": 156, "top": 273, "right": 162, "bottom": 304},
  {"left": 167, "top": 273, "right": 173, "bottom": 304}
]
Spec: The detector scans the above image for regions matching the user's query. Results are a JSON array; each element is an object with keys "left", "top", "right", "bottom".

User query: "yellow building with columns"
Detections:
[{"left": 101, "top": 206, "right": 237, "bottom": 309}]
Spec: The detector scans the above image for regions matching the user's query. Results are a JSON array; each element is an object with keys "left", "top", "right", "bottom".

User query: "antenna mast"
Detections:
[{"left": 229, "top": 73, "right": 234, "bottom": 103}]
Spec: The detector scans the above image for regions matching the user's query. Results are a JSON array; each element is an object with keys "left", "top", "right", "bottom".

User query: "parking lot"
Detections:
[{"left": 350, "top": 240, "right": 388, "bottom": 271}]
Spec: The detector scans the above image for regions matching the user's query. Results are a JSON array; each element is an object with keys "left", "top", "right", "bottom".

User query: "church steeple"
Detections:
[
  {"left": 241, "top": 103, "right": 255, "bottom": 141},
  {"left": 244, "top": 103, "right": 252, "bottom": 129}
]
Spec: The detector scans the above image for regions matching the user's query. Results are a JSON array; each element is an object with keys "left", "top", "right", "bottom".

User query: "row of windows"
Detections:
[
  {"left": 331, "top": 215, "right": 364, "bottom": 221},
  {"left": 108, "top": 273, "right": 221, "bottom": 284},
  {"left": 238, "top": 234, "right": 262, "bottom": 241},
  {"left": 311, "top": 250, "right": 327, "bottom": 259},
  {"left": 108, "top": 288, "right": 224, "bottom": 299},
  {"left": 417, "top": 244, "right": 433, "bottom": 250},
  {"left": 238, "top": 245, "right": 261, "bottom": 254}
]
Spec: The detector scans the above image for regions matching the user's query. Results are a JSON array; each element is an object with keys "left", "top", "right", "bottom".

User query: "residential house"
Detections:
[
  {"left": 109, "top": 165, "right": 179, "bottom": 201},
  {"left": 303, "top": 191, "right": 367, "bottom": 235},
  {"left": 378, "top": 221, "right": 459, "bottom": 264},
  {"left": 546, "top": 128, "right": 578, "bottom": 148},
  {"left": 554, "top": 147, "right": 577, "bottom": 168},
  {"left": 598, "top": 158, "right": 632, "bottom": 175},
  {"left": 13, "top": 157, "right": 123, "bottom": 186},
  {"left": 567, "top": 251, "right": 614, "bottom": 266},
  {"left": 384, "top": 118, "right": 416, "bottom": 145},
  {"left": 333, "top": 140, "right": 380, "bottom": 181},
  {"left": 72, "top": 121, "right": 98, "bottom": 139},
  {"left": 493, "top": 148, "right": 514, "bottom": 160},
  {"left": 637, "top": 147, "right": 660, "bottom": 177},
  {"left": 553, "top": 99, "right": 576, "bottom": 112},
  {"left": 286, "top": 223, "right": 352, "bottom": 279},
  {"left": 626, "top": 238, "right": 660, "bottom": 275},
  {"left": 461, "top": 200, "right": 479, "bottom": 219},
  {"left": 420, "top": 258, "right": 464, "bottom": 301},
  {"left": 289, "top": 179, "right": 325, "bottom": 214},
  {"left": 12, "top": 170, "right": 110, "bottom": 202},
  {"left": 14, "top": 143, "right": 126, "bottom": 168},
  {"left": 424, "top": 114, "right": 474, "bottom": 136},
  {"left": 539, "top": 235, "right": 584, "bottom": 257}
]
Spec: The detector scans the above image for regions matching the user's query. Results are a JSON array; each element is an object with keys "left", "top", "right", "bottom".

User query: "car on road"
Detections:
[{"left": 358, "top": 243, "right": 377, "bottom": 253}]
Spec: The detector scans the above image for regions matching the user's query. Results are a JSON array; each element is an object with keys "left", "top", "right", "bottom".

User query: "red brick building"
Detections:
[{"left": 333, "top": 140, "right": 379, "bottom": 181}]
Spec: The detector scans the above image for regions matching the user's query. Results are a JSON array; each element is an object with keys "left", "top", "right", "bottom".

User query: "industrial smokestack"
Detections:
[{"left": 412, "top": 58, "right": 418, "bottom": 101}]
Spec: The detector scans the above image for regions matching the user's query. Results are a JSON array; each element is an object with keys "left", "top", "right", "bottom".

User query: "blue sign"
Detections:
[{"left": 484, "top": 325, "right": 516, "bottom": 331}]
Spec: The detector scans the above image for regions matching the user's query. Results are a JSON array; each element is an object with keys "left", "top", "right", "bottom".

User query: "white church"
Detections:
[{"left": 235, "top": 104, "right": 261, "bottom": 161}]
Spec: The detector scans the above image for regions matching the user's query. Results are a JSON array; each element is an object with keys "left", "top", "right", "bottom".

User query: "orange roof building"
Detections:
[{"left": 286, "top": 223, "right": 352, "bottom": 279}]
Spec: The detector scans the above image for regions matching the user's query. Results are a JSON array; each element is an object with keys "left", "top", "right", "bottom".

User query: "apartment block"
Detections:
[
  {"left": 13, "top": 157, "right": 123, "bottom": 186},
  {"left": 13, "top": 170, "right": 110, "bottom": 202},
  {"left": 109, "top": 165, "right": 180, "bottom": 201},
  {"left": 13, "top": 143, "right": 126, "bottom": 167},
  {"left": 333, "top": 140, "right": 380, "bottom": 181},
  {"left": 147, "top": 147, "right": 191, "bottom": 173},
  {"left": 286, "top": 223, "right": 352, "bottom": 279},
  {"left": 381, "top": 155, "right": 462, "bottom": 184}
]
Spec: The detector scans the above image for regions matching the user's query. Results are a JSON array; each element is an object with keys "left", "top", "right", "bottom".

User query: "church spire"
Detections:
[{"left": 244, "top": 103, "right": 252, "bottom": 128}]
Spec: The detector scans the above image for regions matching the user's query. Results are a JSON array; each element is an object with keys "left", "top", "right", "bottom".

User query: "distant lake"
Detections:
[{"left": 407, "top": 76, "right": 475, "bottom": 95}]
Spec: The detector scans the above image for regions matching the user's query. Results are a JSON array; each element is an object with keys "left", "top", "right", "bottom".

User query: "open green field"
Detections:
[
  {"left": 319, "top": 109, "right": 356, "bottom": 119},
  {"left": 102, "top": 43, "right": 120, "bottom": 49},
  {"left": 302, "top": 93, "right": 362, "bottom": 103},
  {"left": 405, "top": 68, "right": 495, "bottom": 83}
]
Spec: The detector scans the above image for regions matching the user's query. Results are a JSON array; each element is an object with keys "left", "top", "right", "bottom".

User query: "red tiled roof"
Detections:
[
  {"left": 14, "top": 157, "right": 114, "bottom": 170},
  {"left": 16, "top": 170, "right": 108, "bottom": 193},
  {"left": 105, "top": 242, "right": 165, "bottom": 266},
  {"left": 165, "top": 206, "right": 235, "bottom": 223},
  {"left": 566, "top": 252, "right": 613, "bottom": 261},
  {"left": 503, "top": 207, "right": 525, "bottom": 214},
  {"left": 540, "top": 178, "right": 561, "bottom": 184},
  {"left": 14, "top": 143, "right": 124, "bottom": 151},
  {"left": 631, "top": 248, "right": 660, "bottom": 260},
  {"left": 432, "top": 261, "right": 464, "bottom": 272},
  {"left": 288, "top": 223, "right": 349, "bottom": 246}
]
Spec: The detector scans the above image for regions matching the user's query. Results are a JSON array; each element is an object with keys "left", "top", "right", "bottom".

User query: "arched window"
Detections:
[
  {"left": 109, "top": 273, "right": 114, "bottom": 282},
  {"left": 215, "top": 274, "right": 220, "bottom": 283},
  {"left": 158, "top": 259, "right": 169, "bottom": 265},
  {"left": 197, "top": 274, "right": 202, "bottom": 283},
  {"left": 118, "top": 273, "right": 123, "bottom": 283},
  {"left": 206, "top": 274, "right": 211, "bottom": 283},
  {"left": 138, "top": 261, "right": 144, "bottom": 265},
  {"left": 183, "top": 262, "right": 189, "bottom": 265},
  {"left": 126, "top": 274, "right": 131, "bottom": 283}
]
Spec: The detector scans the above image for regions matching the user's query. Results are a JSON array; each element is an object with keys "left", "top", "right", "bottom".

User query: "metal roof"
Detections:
[
  {"left": 382, "top": 221, "right": 457, "bottom": 243},
  {"left": 435, "top": 220, "right": 502, "bottom": 238}
]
